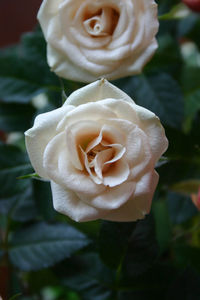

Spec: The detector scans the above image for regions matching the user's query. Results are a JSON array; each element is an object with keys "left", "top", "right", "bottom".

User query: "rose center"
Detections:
[
  {"left": 87, "top": 142, "right": 113, "bottom": 164},
  {"left": 83, "top": 6, "right": 119, "bottom": 37}
]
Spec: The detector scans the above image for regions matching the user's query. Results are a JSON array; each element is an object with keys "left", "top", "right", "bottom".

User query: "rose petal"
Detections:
[
  {"left": 93, "top": 148, "right": 114, "bottom": 180},
  {"left": 132, "top": 103, "right": 169, "bottom": 163},
  {"left": 80, "top": 147, "right": 103, "bottom": 185},
  {"left": 77, "top": 181, "right": 136, "bottom": 210},
  {"left": 51, "top": 181, "right": 103, "bottom": 222},
  {"left": 25, "top": 105, "right": 74, "bottom": 178},
  {"left": 65, "top": 79, "right": 134, "bottom": 106},
  {"left": 102, "top": 171, "right": 159, "bottom": 221},
  {"left": 44, "top": 133, "right": 105, "bottom": 195},
  {"left": 99, "top": 98, "right": 139, "bottom": 123},
  {"left": 103, "top": 158, "right": 130, "bottom": 187},
  {"left": 58, "top": 101, "right": 117, "bottom": 131},
  {"left": 65, "top": 120, "right": 101, "bottom": 170}
]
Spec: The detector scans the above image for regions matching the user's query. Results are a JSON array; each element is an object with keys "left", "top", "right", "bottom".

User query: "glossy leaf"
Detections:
[
  {"left": 0, "top": 144, "right": 37, "bottom": 221},
  {"left": 9, "top": 222, "right": 91, "bottom": 271},
  {"left": 114, "top": 72, "right": 184, "bottom": 129}
]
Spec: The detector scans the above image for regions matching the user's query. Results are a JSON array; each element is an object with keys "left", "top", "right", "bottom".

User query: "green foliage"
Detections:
[
  {"left": 167, "top": 192, "right": 198, "bottom": 224},
  {"left": 0, "top": 144, "right": 37, "bottom": 222},
  {"left": 0, "top": 32, "right": 60, "bottom": 104},
  {"left": 114, "top": 72, "right": 184, "bottom": 129},
  {"left": 9, "top": 222, "right": 91, "bottom": 271}
]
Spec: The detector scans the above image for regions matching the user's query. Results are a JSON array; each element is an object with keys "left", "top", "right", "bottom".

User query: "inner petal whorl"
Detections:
[{"left": 83, "top": 6, "right": 119, "bottom": 37}]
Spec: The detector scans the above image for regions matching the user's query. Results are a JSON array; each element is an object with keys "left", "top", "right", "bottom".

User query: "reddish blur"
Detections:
[
  {"left": 0, "top": 0, "right": 42, "bottom": 47},
  {"left": 182, "top": 0, "right": 200, "bottom": 12}
]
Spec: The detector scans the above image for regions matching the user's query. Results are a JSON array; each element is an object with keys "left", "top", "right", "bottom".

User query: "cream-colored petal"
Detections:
[
  {"left": 99, "top": 99, "right": 139, "bottom": 123},
  {"left": 65, "top": 120, "right": 101, "bottom": 170},
  {"left": 47, "top": 44, "right": 100, "bottom": 82},
  {"left": 102, "top": 171, "right": 159, "bottom": 222},
  {"left": 93, "top": 148, "right": 114, "bottom": 180},
  {"left": 64, "top": 79, "right": 133, "bottom": 106},
  {"left": 25, "top": 105, "right": 74, "bottom": 178},
  {"left": 103, "top": 158, "right": 130, "bottom": 187},
  {"left": 77, "top": 181, "right": 136, "bottom": 211},
  {"left": 103, "top": 143, "right": 126, "bottom": 165},
  {"left": 44, "top": 133, "right": 105, "bottom": 195},
  {"left": 58, "top": 101, "right": 117, "bottom": 131},
  {"left": 51, "top": 181, "right": 104, "bottom": 222},
  {"left": 132, "top": 103, "right": 169, "bottom": 163},
  {"left": 80, "top": 147, "right": 103, "bottom": 185}
]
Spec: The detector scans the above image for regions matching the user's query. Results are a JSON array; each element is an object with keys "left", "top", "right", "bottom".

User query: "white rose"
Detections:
[
  {"left": 25, "top": 79, "right": 168, "bottom": 222},
  {"left": 38, "top": 0, "right": 159, "bottom": 82}
]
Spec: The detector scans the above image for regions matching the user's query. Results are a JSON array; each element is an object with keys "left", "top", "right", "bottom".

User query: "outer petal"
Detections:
[
  {"left": 77, "top": 181, "right": 136, "bottom": 211},
  {"left": 25, "top": 105, "right": 74, "bottom": 178},
  {"left": 51, "top": 181, "right": 104, "bottom": 222},
  {"left": 64, "top": 79, "right": 134, "bottom": 106},
  {"left": 132, "top": 103, "right": 169, "bottom": 163},
  {"left": 102, "top": 171, "right": 159, "bottom": 222}
]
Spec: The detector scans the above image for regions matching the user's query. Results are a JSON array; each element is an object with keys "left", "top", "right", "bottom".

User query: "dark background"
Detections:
[{"left": 0, "top": 0, "right": 42, "bottom": 47}]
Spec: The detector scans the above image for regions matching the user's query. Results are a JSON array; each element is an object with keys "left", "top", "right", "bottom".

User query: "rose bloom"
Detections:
[
  {"left": 38, "top": 0, "right": 159, "bottom": 82},
  {"left": 25, "top": 79, "right": 168, "bottom": 222}
]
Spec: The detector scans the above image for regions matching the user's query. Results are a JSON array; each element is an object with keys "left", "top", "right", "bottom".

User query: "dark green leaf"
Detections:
[
  {"left": 99, "top": 221, "right": 136, "bottom": 269},
  {"left": 0, "top": 31, "right": 60, "bottom": 104},
  {"left": 9, "top": 222, "right": 91, "bottom": 271},
  {"left": 146, "top": 34, "right": 182, "bottom": 79},
  {"left": 177, "top": 14, "right": 199, "bottom": 38},
  {"left": 181, "top": 66, "right": 200, "bottom": 131},
  {"left": 33, "top": 180, "right": 57, "bottom": 221},
  {"left": 167, "top": 192, "right": 197, "bottom": 224},
  {"left": 62, "top": 253, "right": 113, "bottom": 300},
  {"left": 0, "top": 144, "right": 37, "bottom": 221},
  {"left": 121, "top": 215, "right": 158, "bottom": 279},
  {"left": 114, "top": 72, "right": 184, "bottom": 128},
  {"left": 153, "top": 200, "right": 172, "bottom": 253}
]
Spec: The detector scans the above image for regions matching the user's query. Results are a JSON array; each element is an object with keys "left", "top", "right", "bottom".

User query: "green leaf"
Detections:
[
  {"left": 146, "top": 35, "right": 182, "bottom": 78},
  {"left": 9, "top": 222, "right": 91, "bottom": 271},
  {"left": 0, "top": 102, "right": 36, "bottom": 132},
  {"left": 99, "top": 222, "right": 136, "bottom": 269},
  {"left": 17, "top": 173, "right": 42, "bottom": 180},
  {"left": 62, "top": 253, "right": 114, "bottom": 300},
  {"left": 177, "top": 14, "right": 199, "bottom": 38},
  {"left": 33, "top": 180, "right": 57, "bottom": 221},
  {"left": 0, "top": 31, "right": 60, "bottom": 104},
  {"left": 114, "top": 72, "right": 184, "bottom": 129},
  {"left": 153, "top": 200, "right": 172, "bottom": 253},
  {"left": 99, "top": 216, "right": 158, "bottom": 278},
  {"left": 181, "top": 66, "right": 200, "bottom": 132},
  {"left": 167, "top": 192, "right": 197, "bottom": 224},
  {"left": 0, "top": 144, "right": 37, "bottom": 221},
  {"left": 120, "top": 216, "right": 158, "bottom": 279}
]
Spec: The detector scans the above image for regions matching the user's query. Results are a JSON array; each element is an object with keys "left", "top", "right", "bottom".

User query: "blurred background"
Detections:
[{"left": 0, "top": 0, "right": 42, "bottom": 47}]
